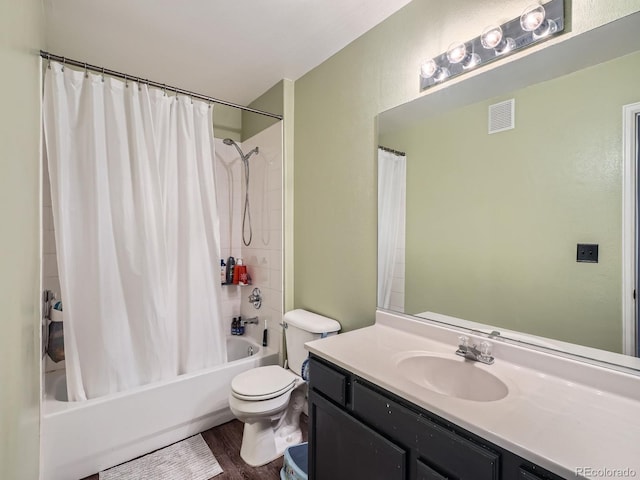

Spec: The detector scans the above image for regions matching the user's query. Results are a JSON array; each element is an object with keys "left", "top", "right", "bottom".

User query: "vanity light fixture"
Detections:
[{"left": 420, "top": 0, "right": 564, "bottom": 91}]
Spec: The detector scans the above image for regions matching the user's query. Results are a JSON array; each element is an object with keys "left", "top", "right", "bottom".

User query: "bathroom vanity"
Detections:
[
  {"left": 305, "top": 311, "right": 640, "bottom": 480},
  {"left": 308, "top": 357, "right": 561, "bottom": 480}
]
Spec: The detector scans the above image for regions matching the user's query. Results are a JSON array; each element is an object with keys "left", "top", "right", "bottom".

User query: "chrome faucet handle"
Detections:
[
  {"left": 479, "top": 341, "right": 494, "bottom": 364},
  {"left": 456, "top": 335, "right": 471, "bottom": 357}
]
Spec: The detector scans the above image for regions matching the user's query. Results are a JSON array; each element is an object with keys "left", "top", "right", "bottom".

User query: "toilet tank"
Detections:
[{"left": 283, "top": 309, "right": 341, "bottom": 376}]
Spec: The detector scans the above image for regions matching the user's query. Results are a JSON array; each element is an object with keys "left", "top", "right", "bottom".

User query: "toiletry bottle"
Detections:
[
  {"left": 238, "top": 316, "right": 244, "bottom": 335},
  {"left": 226, "top": 257, "right": 235, "bottom": 285},
  {"left": 231, "top": 317, "right": 237, "bottom": 335},
  {"left": 220, "top": 259, "right": 226, "bottom": 285},
  {"left": 233, "top": 258, "right": 242, "bottom": 285},
  {"left": 238, "top": 263, "right": 248, "bottom": 285}
]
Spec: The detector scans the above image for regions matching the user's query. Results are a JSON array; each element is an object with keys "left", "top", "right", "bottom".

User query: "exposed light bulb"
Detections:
[
  {"left": 520, "top": 4, "right": 557, "bottom": 38},
  {"left": 420, "top": 59, "right": 438, "bottom": 79},
  {"left": 520, "top": 5, "right": 546, "bottom": 31},
  {"left": 447, "top": 42, "right": 468, "bottom": 64},
  {"left": 446, "top": 41, "right": 479, "bottom": 69},
  {"left": 481, "top": 26, "right": 503, "bottom": 49},
  {"left": 481, "top": 25, "right": 516, "bottom": 54}
]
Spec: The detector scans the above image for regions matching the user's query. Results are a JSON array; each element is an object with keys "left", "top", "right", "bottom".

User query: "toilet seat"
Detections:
[
  {"left": 229, "top": 389, "right": 292, "bottom": 417},
  {"left": 231, "top": 365, "right": 299, "bottom": 401}
]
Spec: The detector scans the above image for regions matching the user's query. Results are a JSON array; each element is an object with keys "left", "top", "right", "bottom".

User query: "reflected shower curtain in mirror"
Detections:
[
  {"left": 377, "top": 148, "right": 406, "bottom": 310},
  {"left": 43, "top": 62, "right": 226, "bottom": 401}
]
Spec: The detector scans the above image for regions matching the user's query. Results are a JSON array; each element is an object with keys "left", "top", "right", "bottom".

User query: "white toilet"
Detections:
[{"left": 228, "top": 309, "right": 340, "bottom": 467}]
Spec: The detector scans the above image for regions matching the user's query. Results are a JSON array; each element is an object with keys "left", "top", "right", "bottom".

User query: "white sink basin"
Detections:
[{"left": 396, "top": 353, "right": 509, "bottom": 402}]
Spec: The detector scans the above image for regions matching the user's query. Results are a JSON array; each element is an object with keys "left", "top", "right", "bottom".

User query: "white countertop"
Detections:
[{"left": 305, "top": 310, "right": 640, "bottom": 480}]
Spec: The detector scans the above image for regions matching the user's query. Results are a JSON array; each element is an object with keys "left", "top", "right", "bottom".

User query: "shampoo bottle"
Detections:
[
  {"left": 233, "top": 258, "right": 242, "bottom": 285},
  {"left": 226, "top": 257, "right": 235, "bottom": 285}
]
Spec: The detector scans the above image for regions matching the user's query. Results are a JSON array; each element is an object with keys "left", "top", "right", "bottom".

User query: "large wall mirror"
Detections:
[{"left": 377, "top": 11, "right": 640, "bottom": 372}]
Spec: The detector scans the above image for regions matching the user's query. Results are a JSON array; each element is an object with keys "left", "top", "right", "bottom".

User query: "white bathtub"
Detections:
[{"left": 42, "top": 336, "right": 277, "bottom": 480}]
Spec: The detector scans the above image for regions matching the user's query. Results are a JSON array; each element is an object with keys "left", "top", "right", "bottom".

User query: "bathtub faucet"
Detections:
[{"left": 241, "top": 316, "right": 259, "bottom": 327}]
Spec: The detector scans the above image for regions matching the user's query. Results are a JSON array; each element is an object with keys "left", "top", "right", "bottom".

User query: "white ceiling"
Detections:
[{"left": 44, "top": 0, "right": 413, "bottom": 106}]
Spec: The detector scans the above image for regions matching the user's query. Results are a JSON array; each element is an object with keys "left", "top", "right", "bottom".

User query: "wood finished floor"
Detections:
[{"left": 81, "top": 416, "right": 308, "bottom": 480}]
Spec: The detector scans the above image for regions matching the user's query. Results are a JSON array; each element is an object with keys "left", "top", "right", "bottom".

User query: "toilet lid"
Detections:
[{"left": 231, "top": 365, "right": 298, "bottom": 401}]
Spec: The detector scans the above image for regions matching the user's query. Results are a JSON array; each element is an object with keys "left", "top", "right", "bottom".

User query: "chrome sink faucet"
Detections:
[{"left": 456, "top": 336, "right": 494, "bottom": 365}]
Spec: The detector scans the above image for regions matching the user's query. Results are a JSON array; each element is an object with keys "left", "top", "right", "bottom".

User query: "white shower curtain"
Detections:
[
  {"left": 43, "top": 62, "right": 227, "bottom": 401},
  {"left": 377, "top": 148, "right": 406, "bottom": 309}
]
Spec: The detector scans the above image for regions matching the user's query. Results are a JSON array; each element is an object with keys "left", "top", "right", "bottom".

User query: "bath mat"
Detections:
[{"left": 99, "top": 434, "right": 223, "bottom": 480}]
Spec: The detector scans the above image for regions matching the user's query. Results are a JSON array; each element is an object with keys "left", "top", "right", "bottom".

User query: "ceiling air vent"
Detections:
[{"left": 488, "top": 99, "right": 515, "bottom": 134}]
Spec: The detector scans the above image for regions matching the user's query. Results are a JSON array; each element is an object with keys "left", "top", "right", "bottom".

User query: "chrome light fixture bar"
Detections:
[{"left": 420, "top": 0, "right": 564, "bottom": 91}]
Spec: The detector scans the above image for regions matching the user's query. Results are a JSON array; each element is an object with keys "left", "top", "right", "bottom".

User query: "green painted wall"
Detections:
[
  {"left": 213, "top": 80, "right": 283, "bottom": 143},
  {"left": 293, "top": 0, "right": 640, "bottom": 332},
  {"left": 283, "top": 79, "right": 295, "bottom": 312},
  {"left": 213, "top": 80, "right": 284, "bottom": 142},
  {"left": 243, "top": 80, "right": 284, "bottom": 141},
  {"left": 380, "top": 51, "right": 640, "bottom": 353},
  {"left": 213, "top": 104, "right": 242, "bottom": 141},
  {"left": 0, "top": 0, "right": 44, "bottom": 478}
]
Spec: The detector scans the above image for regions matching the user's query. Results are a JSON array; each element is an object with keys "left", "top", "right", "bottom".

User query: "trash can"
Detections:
[{"left": 280, "top": 442, "right": 308, "bottom": 480}]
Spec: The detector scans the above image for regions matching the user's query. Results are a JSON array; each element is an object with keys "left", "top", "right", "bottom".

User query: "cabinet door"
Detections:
[
  {"left": 309, "top": 390, "right": 407, "bottom": 480},
  {"left": 352, "top": 380, "right": 499, "bottom": 480},
  {"left": 309, "top": 357, "right": 348, "bottom": 406}
]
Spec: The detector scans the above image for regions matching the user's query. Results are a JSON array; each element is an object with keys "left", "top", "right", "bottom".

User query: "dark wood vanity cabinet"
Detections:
[{"left": 308, "top": 355, "right": 566, "bottom": 480}]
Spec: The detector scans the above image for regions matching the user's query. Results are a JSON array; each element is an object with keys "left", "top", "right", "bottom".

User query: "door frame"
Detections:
[{"left": 622, "top": 101, "right": 640, "bottom": 356}]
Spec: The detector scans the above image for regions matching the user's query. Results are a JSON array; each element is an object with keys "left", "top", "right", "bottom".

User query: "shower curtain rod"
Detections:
[
  {"left": 378, "top": 145, "right": 406, "bottom": 156},
  {"left": 39, "top": 50, "right": 283, "bottom": 120}
]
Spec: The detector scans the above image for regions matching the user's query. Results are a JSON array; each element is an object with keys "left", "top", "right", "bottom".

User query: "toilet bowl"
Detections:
[{"left": 228, "top": 309, "right": 340, "bottom": 467}]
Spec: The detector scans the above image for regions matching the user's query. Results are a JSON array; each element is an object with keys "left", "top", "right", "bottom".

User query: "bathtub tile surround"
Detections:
[
  {"left": 306, "top": 310, "right": 640, "bottom": 479},
  {"left": 214, "top": 123, "right": 284, "bottom": 353}
]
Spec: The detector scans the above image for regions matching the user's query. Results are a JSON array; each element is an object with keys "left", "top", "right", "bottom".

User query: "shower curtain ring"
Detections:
[
  {"left": 163, "top": 84, "right": 167, "bottom": 96},
  {"left": 47, "top": 53, "right": 51, "bottom": 69},
  {"left": 101, "top": 67, "right": 105, "bottom": 83},
  {"left": 124, "top": 74, "right": 128, "bottom": 88},
  {"left": 84, "top": 63, "right": 88, "bottom": 78},
  {"left": 61, "top": 57, "right": 66, "bottom": 72}
]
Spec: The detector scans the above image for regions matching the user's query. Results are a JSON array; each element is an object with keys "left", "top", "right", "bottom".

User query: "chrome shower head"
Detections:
[{"left": 223, "top": 138, "right": 258, "bottom": 162}]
